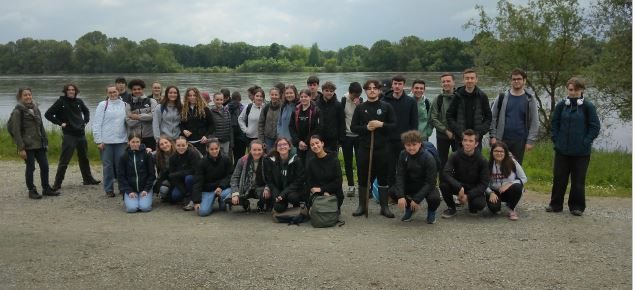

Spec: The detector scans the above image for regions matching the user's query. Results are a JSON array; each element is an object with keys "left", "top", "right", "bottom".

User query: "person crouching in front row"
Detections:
[
  {"left": 265, "top": 137, "right": 306, "bottom": 213},
  {"left": 192, "top": 139, "right": 233, "bottom": 217},
  {"left": 229, "top": 140, "right": 270, "bottom": 212},
  {"left": 118, "top": 134, "right": 156, "bottom": 213}
]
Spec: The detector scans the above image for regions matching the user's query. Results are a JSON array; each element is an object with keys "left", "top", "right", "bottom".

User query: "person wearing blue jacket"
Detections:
[
  {"left": 547, "top": 77, "right": 600, "bottom": 216},
  {"left": 118, "top": 134, "right": 156, "bottom": 213}
]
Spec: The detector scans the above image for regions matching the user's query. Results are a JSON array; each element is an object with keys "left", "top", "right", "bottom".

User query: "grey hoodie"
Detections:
[
  {"left": 126, "top": 95, "right": 157, "bottom": 139},
  {"left": 153, "top": 103, "right": 181, "bottom": 140}
]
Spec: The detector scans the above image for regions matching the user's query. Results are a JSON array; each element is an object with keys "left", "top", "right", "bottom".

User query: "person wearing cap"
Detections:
[
  {"left": 115, "top": 77, "right": 132, "bottom": 104},
  {"left": 306, "top": 75, "right": 323, "bottom": 102},
  {"left": 341, "top": 82, "right": 363, "bottom": 197}
]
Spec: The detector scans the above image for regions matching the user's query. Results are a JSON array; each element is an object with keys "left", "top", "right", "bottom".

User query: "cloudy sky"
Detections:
[{"left": 0, "top": 0, "right": 592, "bottom": 50}]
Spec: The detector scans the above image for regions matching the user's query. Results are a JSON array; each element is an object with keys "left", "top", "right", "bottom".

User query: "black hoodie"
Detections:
[
  {"left": 45, "top": 95, "right": 90, "bottom": 136},
  {"left": 442, "top": 149, "right": 490, "bottom": 198}
]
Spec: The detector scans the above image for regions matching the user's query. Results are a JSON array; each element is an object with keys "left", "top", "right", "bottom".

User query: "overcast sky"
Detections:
[{"left": 0, "top": 0, "right": 593, "bottom": 50}]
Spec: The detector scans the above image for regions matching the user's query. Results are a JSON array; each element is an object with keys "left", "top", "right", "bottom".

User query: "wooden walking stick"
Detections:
[{"left": 365, "top": 130, "right": 375, "bottom": 218}]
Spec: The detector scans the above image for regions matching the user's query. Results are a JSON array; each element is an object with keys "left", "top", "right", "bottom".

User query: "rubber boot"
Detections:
[
  {"left": 352, "top": 187, "right": 367, "bottom": 217},
  {"left": 379, "top": 186, "right": 395, "bottom": 218}
]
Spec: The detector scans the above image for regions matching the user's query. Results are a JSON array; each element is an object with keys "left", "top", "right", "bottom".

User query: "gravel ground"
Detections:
[{"left": 0, "top": 161, "right": 631, "bottom": 289}]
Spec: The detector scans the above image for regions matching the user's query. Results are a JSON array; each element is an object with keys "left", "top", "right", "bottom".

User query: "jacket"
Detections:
[
  {"left": 230, "top": 155, "right": 267, "bottom": 197},
  {"left": 10, "top": 102, "right": 47, "bottom": 150},
  {"left": 350, "top": 100, "right": 396, "bottom": 149},
  {"left": 93, "top": 98, "right": 127, "bottom": 144},
  {"left": 264, "top": 154, "right": 305, "bottom": 200},
  {"left": 209, "top": 104, "right": 233, "bottom": 143},
  {"left": 168, "top": 147, "right": 202, "bottom": 180},
  {"left": 442, "top": 150, "right": 490, "bottom": 198},
  {"left": 289, "top": 103, "right": 320, "bottom": 147},
  {"left": 153, "top": 104, "right": 182, "bottom": 140},
  {"left": 44, "top": 95, "right": 90, "bottom": 136},
  {"left": 258, "top": 102, "right": 281, "bottom": 141},
  {"left": 277, "top": 101, "right": 296, "bottom": 141},
  {"left": 382, "top": 90, "right": 418, "bottom": 141},
  {"left": 486, "top": 159, "right": 528, "bottom": 194},
  {"left": 305, "top": 152, "right": 342, "bottom": 196},
  {"left": 446, "top": 86, "right": 492, "bottom": 141},
  {"left": 316, "top": 95, "right": 345, "bottom": 147},
  {"left": 125, "top": 95, "right": 157, "bottom": 139},
  {"left": 490, "top": 90, "right": 540, "bottom": 145},
  {"left": 341, "top": 94, "right": 361, "bottom": 137},
  {"left": 180, "top": 106, "right": 214, "bottom": 142},
  {"left": 238, "top": 103, "right": 262, "bottom": 139},
  {"left": 551, "top": 98, "right": 601, "bottom": 156},
  {"left": 412, "top": 94, "right": 433, "bottom": 139},
  {"left": 430, "top": 92, "right": 455, "bottom": 136},
  {"left": 192, "top": 154, "right": 233, "bottom": 203},
  {"left": 394, "top": 146, "right": 437, "bottom": 204},
  {"left": 117, "top": 145, "right": 156, "bottom": 193}
]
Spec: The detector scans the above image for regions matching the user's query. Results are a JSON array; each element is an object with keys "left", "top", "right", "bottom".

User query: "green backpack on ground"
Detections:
[{"left": 309, "top": 195, "right": 343, "bottom": 228}]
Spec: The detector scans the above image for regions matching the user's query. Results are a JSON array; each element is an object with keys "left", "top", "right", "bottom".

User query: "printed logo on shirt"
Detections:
[{"left": 376, "top": 109, "right": 382, "bottom": 115}]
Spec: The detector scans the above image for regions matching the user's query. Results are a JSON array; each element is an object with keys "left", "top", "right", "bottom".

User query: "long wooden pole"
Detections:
[{"left": 365, "top": 131, "right": 375, "bottom": 218}]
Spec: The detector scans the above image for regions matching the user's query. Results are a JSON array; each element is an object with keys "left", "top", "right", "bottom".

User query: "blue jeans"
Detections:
[
  {"left": 171, "top": 175, "right": 194, "bottom": 202},
  {"left": 264, "top": 137, "right": 276, "bottom": 153},
  {"left": 25, "top": 148, "right": 50, "bottom": 190},
  {"left": 100, "top": 143, "right": 127, "bottom": 193},
  {"left": 199, "top": 188, "right": 232, "bottom": 216},
  {"left": 124, "top": 191, "right": 153, "bottom": 213}
]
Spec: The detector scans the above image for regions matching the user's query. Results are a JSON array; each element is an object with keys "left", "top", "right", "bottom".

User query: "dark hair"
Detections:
[
  {"left": 247, "top": 85, "right": 262, "bottom": 96},
  {"left": 298, "top": 88, "right": 312, "bottom": 98},
  {"left": 401, "top": 130, "right": 422, "bottom": 144},
  {"left": 269, "top": 87, "right": 281, "bottom": 95},
  {"left": 440, "top": 73, "right": 455, "bottom": 80},
  {"left": 348, "top": 82, "right": 362, "bottom": 95},
  {"left": 363, "top": 79, "right": 380, "bottom": 90},
  {"left": 253, "top": 87, "right": 265, "bottom": 99},
  {"left": 463, "top": 68, "right": 476, "bottom": 75},
  {"left": 462, "top": 129, "right": 477, "bottom": 139},
  {"left": 567, "top": 77, "right": 586, "bottom": 90},
  {"left": 309, "top": 134, "right": 324, "bottom": 142},
  {"left": 412, "top": 79, "right": 426, "bottom": 87},
  {"left": 128, "top": 133, "right": 141, "bottom": 141},
  {"left": 231, "top": 91, "right": 242, "bottom": 101},
  {"left": 489, "top": 141, "right": 516, "bottom": 177},
  {"left": 321, "top": 81, "right": 336, "bottom": 91},
  {"left": 206, "top": 138, "right": 222, "bottom": 151},
  {"left": 391, "top": 75, "right": 406, "bottom": 83},
  {"left": 115, "top": 77, "right": 127, "bottom": 84},
  {"left": 268, "top": 137, "right": 293, "bottom": 158},
  {"left": 307, "top": 75, "right": 319, "bottom": 85},
  {"left": 213, "top": 92, "right": 224, "bottom": 100},
  {"left": 62, "top": 83, "right": 80, "bottom": 96},
  {"left": 161, "top": 85, "right": 183, "bottom": 112},
  {"left": 16, "top": 87, "right": 32, "bottom": 101},
  {"left": 510, "top": 68, "right": 527, "bottom": 80},
  {"left": 127, "top": 79, "right": 146, "bottom": 90},
  {"left": 249, "top": 139, "right": 265, "bottom": 152},
  {"left": 220, "top": 88, "right": 230, "bottom": 99},
  {"left": 274, "top": 82, "right": 285, "bottom": 94}
]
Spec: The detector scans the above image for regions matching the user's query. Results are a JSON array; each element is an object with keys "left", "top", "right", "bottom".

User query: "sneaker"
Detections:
[
  {"left": 570, "top": 209, "right": 583, "bottom": 216},
  {"left": 401, "top": 207, "right": 414, "bottom": 222},
  {"left": 105, "top": 191, "right": 116, "bottom": 198},
  {"left": 545, "top": 206, "right": 563, "bottom": 213},
  {"left": 346, "top": 186, "right": 356, "bottom": 197},
  {"left": 441, "top": 208, "right": 457, "bottom": 218},
  {"left": 427, "top": 210, "right": 437, "bottom": 224},
  {"left": 43, "top": 186, "right": 61, "bottom": 196},
  {"left": 508, "top": 210, "right": 519, "bottom": 221},
  {"left": 28, "top": 188, "right": 42, "bottom": 199},
  {"left": 83, "top": 178, "right": 101, "bottom": 185},
  {"left": 183, "top": 200, "right": 194, "bottom": 211}
]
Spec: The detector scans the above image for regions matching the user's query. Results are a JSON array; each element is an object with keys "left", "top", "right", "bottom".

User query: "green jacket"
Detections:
[
  {"left": 10, "top": 102, "right": 48, "bottom": 151},
  {"left": 430, "top": 92, "right": 455, "bottom": 136},
  {"left": 411, "top": 94, "right": 433, "bottom": 139}
]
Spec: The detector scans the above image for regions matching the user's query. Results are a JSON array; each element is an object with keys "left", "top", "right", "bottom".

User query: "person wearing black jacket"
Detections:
[
  {"left": 316, "top": 81, "right": 345, "bottom": 152},
  {"left": 446, "top": 69, "right": 492, "bottom": 151},
  {"left": 180, "top": 87, "right": 214, "bottom": 154},
  {"left": 394, "top": 130, "right": 440, "bottom": 224},
  {"left": 192, "top": 140, "right": 233, "bottom": 217},
  {"left": 350, "top": 79, "right": 397, "bottom": 218},
  {"left": 118, "top": 135, "right": 156, "bottom": 213},
  {"left": 45, "top": 83, "right": 100, "bottom": 191},
  {"left": 306, "top": 135, "right": 343, "bottom": 210},
  {"left": 265, "top": 137, "right": 306, "bottom": 213},
  {"left": 440, "top": 129, "right": 489, "bottom": 218},
  {"left": 168, "top": 137, "right": 202, "bottom": 210},
  {"left": 289, "top": 89, "right": 320, "bottom": 166}
]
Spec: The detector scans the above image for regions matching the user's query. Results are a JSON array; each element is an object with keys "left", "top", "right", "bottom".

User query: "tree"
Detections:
[
  {"left": 73, "top": 31, "right": 109, "bottom": 73},
  {"left": 307, "top": 43, "right": 321, "bottom": 66},
  {"left": 365, "top": 40, "right": 397, "bottom": 71}
]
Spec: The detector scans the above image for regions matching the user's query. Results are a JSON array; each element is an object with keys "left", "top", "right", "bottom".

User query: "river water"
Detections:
[{"left": 0, "top": 72, "right": 630, "bottom": 152}]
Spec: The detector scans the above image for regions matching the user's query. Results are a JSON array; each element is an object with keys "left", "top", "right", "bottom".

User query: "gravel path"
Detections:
[{"left": 0, "top": 161, "right": 631, "bottom": 289}]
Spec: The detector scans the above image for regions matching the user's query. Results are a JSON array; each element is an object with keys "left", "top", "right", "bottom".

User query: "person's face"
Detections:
[
  {"left": 276, "top": 140, "right": 290, "bottom": 156},
  {"left": 463, "top": 72, "right": 478, "bottom": 90},
  {"left": 214, "top": 95, "right": 224, "bottom": 107},
  {"left": 511, "top": 74, "right": 525, "bottom": 90},
  {"left": 411, "top": 83, "right": 425, "bottom": 97},
  {"left": 284, "top": 88, "right": 296, "bottom": 102},
  {"left": 208, "top": 143, "right": 220, "bottom": 157},
  {"left": 299, "top": 93, "right": 311, "bottom": 106},
  {"left": 20, "top": 90, "right": 33, "bottom": 104},
  {"left": 309, "top": 138, "right": 324, "bottom": 154},
  {"left": 186, "top": 90, "right": 197, "bottom": 105},
  {"left": 404, "top": 142, "right": 421, "bottom": 156},
  {"left": 365, "top": 84, "right": 380, "bottom": 101},
  {"left": 441, "top": 76, "right": 455, "bottom": 92},
  {"left": 128, "top": 137, "right": 141, "bottom": 150},
  {"left": 567, "top": 84, "right": 583, "bottom": 98},
  {"left": 392, "top": 81, "right": 405, "bottom": 94},
  {"left": 107, "top": 87, "right": 119, "bottom": 100},
  {"left": 65, "top": 86, "right": 77, "bottom": 98},
  {"left": 131, "top": 85, "right": 144, "bottom": 97},
  {"left": 270, "top": 90, "right": 281, "bottom": 105},
  {"left": 250, "top": 144, "right": 264, "bottom": 160},
  {"left": 116, "top": 82, "right": 126, "bottom": 93},
  {"left": 152, "top": 83, "right": 162, "bottom": 96},
  {"left": 307, "top": 82, "right": 319, "bottom": 93},
  {"left": 492, "top": 146, "right": 506, "bottom": 162},
  {"left": 175, "top": 140, "right": 188, "bottom": 154},
  {"left": 158, "top": 138, "right": 173, "bottom": 152},
  {"left": 323, "top": 88, "right": 334, "bottom": 100},
  {"left": 462, "top": 134, "right": 478, "bottom": 154},
  {"left": 254, "top": 92, "right": 264, "bottom": 106},
  {"left": 167, "top": 88, "right": 178, "bottom": 102}
]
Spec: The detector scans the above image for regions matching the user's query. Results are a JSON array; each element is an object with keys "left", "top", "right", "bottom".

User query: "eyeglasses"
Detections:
[
  {"left": 493, "top": 150, "right": 505, "bottom": 154},
  {"left": 277, "top": 143, "right": 289, "bottom": 148}
]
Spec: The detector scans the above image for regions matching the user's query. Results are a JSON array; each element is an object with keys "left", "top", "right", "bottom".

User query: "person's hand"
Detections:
[
  {"left": 445, "top": 130, "right": 453, "bottom": 140},
  {"left": 232, "top": 195, "right": 240, "bottom": 205},
  {"left": 129, "top": 192, "right": 137, "bottom": 199},
  {"left": 194, "top": 203, "right": 200, "bottom": 213},
  {"left": 410, "top": 202, "right": 421, "bottom": 211},
  {"left": 200, "top": 136, "right": 208, "bottom": 144},
  {"left": 129, "top": 113, "right": 140, "bottom": 120},
  {"left": 61, "top": 123, "right": 67, "bottom": 128},
  {"left": 324, "top": 192, "right": 331, "bottom": 196},
  {"left": 397, "top": 197, "right": 407, "bottom": 210},
  {"left": 353, "top": 97, "right": 361, "bottom": 105},
  {"left": 18, "top": 150, "right": 27, "bottom": 160},
  {"left": 145, "top": 147, "right": 153, "bottom": 154},
  {"left": 98, "top": 143, "right": 105, "bottom": 151},
  {"left": 310, "top": 187, "right": 321, "bottom": 194},
  {"left": 263, "top": 187, "right": 271, "bottom": 200},
  {"left": 499, "top": 183, "right": 512, "bottom": 193},
  {"left": 489, "top": 192, "right": 498, "bottom": 204},
  {"left": 458, "top": 187, "right": 467, "bottom": 204},
  {"left": 215, "top": 187, "right": 222, "bottom": 196},
  {"left": 525, "top": 144, "right": 534, "bottom": 152},
  {"left": 276, "top": 196, "right": 283, "bottom": 202},
  {"left": 140, "top": 191, "right": 148, "bottom": 197},
  {"left": 183, "top": 130, "right": 192, "bottom": 137},
  {"left": 490, "top": 137, "right": 497, "bottom": 146},
  {"left": 299, "top": 141, "right": 307, "bottom": 150}
]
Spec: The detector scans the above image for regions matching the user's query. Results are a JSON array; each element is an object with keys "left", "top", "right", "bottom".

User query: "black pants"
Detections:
[
  {"left": 405, "top": 188, "right": 441, "bottom": 211},
  {"left": 386, "top": 139, "right": 403, "bottom": 187},
  {"left": 502, "top": 139, "right": 526, "bottom": 165},
  {"left": 550, "top": 152, "right": 590, "bottom": 212},
  {"left": 25, "top": 148, "right": 49, "bottom": 190},
  {"left": 440, "top": 182, "right": 486, "bottom": 213},
  {"left": 437, "top": 133, "right": 456, "bottom": 180},
  {"left": 273, "top": 191, "right": 308, "bottom": 213},
  {"left": 55, "top": 134, "right": 93, "bottom": 185},
  {"left": 341, "top": 136, "right": 359, "bottom": 187},
  {"left": 357, "top": 146, "right": 389, "bottom": 188},
  {"left": 141, "top": 137, "right": 156, "bottom": 151},
  {"left": 486, "top": 183, "right": 523, "bottom": 212},
  {"left": 232, "top": 135, "right": 247, "bottom": 166}
]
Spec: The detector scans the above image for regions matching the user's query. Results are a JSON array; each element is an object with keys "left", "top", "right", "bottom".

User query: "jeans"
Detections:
[
  {"left": 341, "top": 135, "right": 359, "bottom": 187},
  {"left": 100, "top": 143, "right": 127, "bottom": 193},
  {"left": 198, "top": 188, "right": 232, "bottom": 216},
  {"left": 170, "top": 175, "right": 194, "bottom": 202},
  {"left": 54, "top": 134, "right": 93, "bottom": 185},
  {"left": 25, "top": 148, "right": 49, "bottom": 190},
  {"left": 550, "top": 152, "right": 590, "bottom": 212},
  {"left": 124, "top": 191, "right": 153, "bottom": 213}
]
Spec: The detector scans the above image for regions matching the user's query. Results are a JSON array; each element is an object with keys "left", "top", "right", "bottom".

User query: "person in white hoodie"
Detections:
[
  {"left": 485, "top": 141, "right": 528, "bottom": 221},
  {"left": 93, "top": 85, "right": 128, "bottom": 197}
]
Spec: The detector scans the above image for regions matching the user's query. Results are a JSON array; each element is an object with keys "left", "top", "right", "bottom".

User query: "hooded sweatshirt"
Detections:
[
  {"left": 93, "top": 98, "right": 127, "bottom": 144},
  {"left": 153, "top": 103, "right": 181, "bottom": 140},
  {"left": 125, "top": 95, "right": 157, "bottom": 139},
  {"left": 45, "top": 95, "right": 90, "bottom": 136}
]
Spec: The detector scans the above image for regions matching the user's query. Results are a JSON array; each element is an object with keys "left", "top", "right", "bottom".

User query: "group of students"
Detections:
[{"left": 9, "top": 68, "right": 600, "bottom": 222}]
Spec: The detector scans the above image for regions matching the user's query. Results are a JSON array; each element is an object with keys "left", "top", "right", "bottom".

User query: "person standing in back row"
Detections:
[
  {"left": 125, "top": 79, "right": 158, "bottom": 151},
  {"left": 430, "top": 73, "right": 457, "bottom": 172},
  {"left": 45, "top": 83, "right": 100, "bottom": 191},
  {"left": 316, "top": 81, "right": 345, "bottom": 153},
  {"left": 410, "top": 79, "right": 433, "bottom": 141}
]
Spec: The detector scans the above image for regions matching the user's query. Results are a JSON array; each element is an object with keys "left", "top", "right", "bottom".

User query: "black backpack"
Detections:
[
  {"left": 272, "top": 204, "right": 308, "bottom": 225},
  {"left": 494, "top": 91, "right": 533, "bottom": 130}
]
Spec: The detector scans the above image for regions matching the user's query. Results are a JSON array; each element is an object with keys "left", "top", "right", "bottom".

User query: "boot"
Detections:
[
  {"left": 28, "top": 188, "right": 42, "bottom": 199},
  {"left": 43, "top": 185, "right": 61, "bottom": 196},
  {"left": 51, "top": 179, "right": 62, "bottom": 192},
  {"left": 352, "top": 187, "right": 367, "bottom": 217},
  {"left": 379, "top": 186, "right": 395, "bottom": 218},
  {"left": 83, "top": 177, "right": 101, "bottom": 185}
]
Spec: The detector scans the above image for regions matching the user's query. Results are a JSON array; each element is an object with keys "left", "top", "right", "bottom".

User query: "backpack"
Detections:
[
  {"left": 494, "top": 91, "right": 533, "bottom": 130},
  {"left": 272, "top": 204, "right": 308, "bottom": 225},
  {"left": 6, "top": 109, "right": 24, "bottom": 139},
  {"left": 244, "top": 103, "right": 253, "bottom": 127},
  {"left": 423, "top": 141, "right": 441, "bottom": 172},
  {"left": 309, "top": 195, "right": 343, "bottom": 228},
  {"left": 424, "top": 98, "right": 430, "bottom": 113}
]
